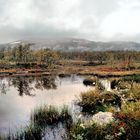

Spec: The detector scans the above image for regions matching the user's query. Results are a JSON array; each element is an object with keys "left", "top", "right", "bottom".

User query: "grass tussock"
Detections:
[
  {"left": 78, "top": 89, "right": 104, "bottom": 113},
  {"left": 78, "top": 89, "right": 121, "bottom": 114},
  {"left": 31, "top": 105, "right": 72, "bottom": 126}
]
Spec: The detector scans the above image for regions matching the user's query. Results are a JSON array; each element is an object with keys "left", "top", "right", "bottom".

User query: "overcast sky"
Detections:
[{"left": 0, "top": 0, "right": 140, "bottom": 43}]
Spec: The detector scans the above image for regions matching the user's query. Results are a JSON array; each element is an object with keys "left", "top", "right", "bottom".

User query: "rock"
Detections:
[
  {"left": 92, "top": 112, "right": 114, "bottom": 125},
  {"left": 99, "top": 80, "right": 111, "bottom": 91},
  {"left": 83, "top": 78, "right": 96, "bottom": 86}
]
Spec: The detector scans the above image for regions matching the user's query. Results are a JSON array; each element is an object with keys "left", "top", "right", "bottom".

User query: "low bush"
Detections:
[{"left": 111, "top": 102, "right": 140, "bottom": 140}]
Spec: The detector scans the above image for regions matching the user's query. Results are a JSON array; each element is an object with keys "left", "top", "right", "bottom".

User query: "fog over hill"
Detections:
[{"left": 0, "top": 38, "right": 140, "bottom": 51}]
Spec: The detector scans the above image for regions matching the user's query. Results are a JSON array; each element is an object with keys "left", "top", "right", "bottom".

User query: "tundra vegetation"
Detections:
[
  {"left": 0, "top": 43, "right": 140, "bottom": 77},
  {"left": 68, "top": 79, "right": 140, "bottom": 140}
]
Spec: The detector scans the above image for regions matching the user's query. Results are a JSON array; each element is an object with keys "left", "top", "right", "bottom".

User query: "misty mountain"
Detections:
[{"left": 1, "top": 38, "right": 140, "bottom": 51}]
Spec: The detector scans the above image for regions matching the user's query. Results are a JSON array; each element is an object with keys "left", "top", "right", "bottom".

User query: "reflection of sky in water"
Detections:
[{"left": 0, "top": 75, "right": 91, "bottom": 135}]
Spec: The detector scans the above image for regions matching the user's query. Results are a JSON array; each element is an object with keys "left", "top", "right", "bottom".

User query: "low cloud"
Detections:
[{"left": 0, "top": 0, "right": 140, "bottom": 43}]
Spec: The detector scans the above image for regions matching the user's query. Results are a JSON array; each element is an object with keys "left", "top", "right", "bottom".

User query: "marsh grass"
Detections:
[
  {"left": 77, "top": 89, "right": 104, "bottom": 114},
  {"left": 78, "top": 89, "right": 121, "bottom": 114},
  {"left": 31, "top": 106, "right": 60, "bottom": 126},
  {"left": 31, "top": 105, "right": 72, "bottom": 126},
  {"left": 2, "top": 105, "right": 72, "bottom": 140}
]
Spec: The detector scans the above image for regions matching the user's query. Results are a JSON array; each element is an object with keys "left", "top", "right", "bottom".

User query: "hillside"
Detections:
[{"left": 1, "top": 38, "right": 140, "bottom": 51}]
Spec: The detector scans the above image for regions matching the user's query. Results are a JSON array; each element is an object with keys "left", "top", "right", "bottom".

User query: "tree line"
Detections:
[
  {"left": 0, "top": 43, "right": 140, "bottom": 69},
  {"left": 0, "top": 44, "right": 59, "bottom": 68},
  {"left": 59, "top": 51, "right": 140, "bottom": 69}
]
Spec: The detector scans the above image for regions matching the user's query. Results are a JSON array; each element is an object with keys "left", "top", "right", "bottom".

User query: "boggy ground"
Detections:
[
  {"left": 0, "top": 60, "right": 140, "bottom": 78},
  {"left": 69, "top": 79, "right": 140, "bottom": 140}
]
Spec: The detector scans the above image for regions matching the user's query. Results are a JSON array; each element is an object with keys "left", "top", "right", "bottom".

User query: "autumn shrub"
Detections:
[
  {"left": 116, "top": 102, "right": 140, "bottom": 121},
  {"left": 124, "top": 84, "right": 140, "bottom": 101},
  {"left": 112, "top": 102, "right": 140, "bottom": 140},
  {"left": 68, "top": 120, "right": 106, "bottom": 140},
  {"left": 69, "top": 101, "right": 140, "bottom": 140}
]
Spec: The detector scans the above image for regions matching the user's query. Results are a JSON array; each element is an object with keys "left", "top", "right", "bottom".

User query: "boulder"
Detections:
[{"left": 92, "top": 112, "right": 114, "bottom": 125}]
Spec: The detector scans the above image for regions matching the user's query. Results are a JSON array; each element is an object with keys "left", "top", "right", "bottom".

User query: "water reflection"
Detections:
[
  {"left": 0, "top": 76, "right": 57, "bottom": 96},
  {"left": 12, "top": 77, "right": 34, "bottom": 96},
  {"left": 34, "top": 77, "right": 57, "bottom": 90},
  {"left": 0, "top": 78, "right": 10, "bottom": 94}
]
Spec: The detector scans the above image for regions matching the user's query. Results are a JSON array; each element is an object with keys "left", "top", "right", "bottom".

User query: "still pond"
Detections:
[{"left": 0, "top": 75, "right": 92, "bottom": 136}]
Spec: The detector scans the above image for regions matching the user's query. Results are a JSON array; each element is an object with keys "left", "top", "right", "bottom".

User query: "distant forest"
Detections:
[{"left": 0, "top": 43, "right": 140, "bottom": 69}]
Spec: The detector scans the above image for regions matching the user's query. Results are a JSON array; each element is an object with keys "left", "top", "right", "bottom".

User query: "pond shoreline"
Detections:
[{"left": 0, "top": 68, "right": 140, "bottom": 78}]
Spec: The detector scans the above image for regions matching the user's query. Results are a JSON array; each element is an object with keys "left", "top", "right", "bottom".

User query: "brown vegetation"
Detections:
[{"left": 0, "top": 44, "right": 140, "bottom": 77}]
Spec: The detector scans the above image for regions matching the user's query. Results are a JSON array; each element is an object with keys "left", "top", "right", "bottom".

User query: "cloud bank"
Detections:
[{"left": 0, "top": 0, "right": 140, "bottom": 43}]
